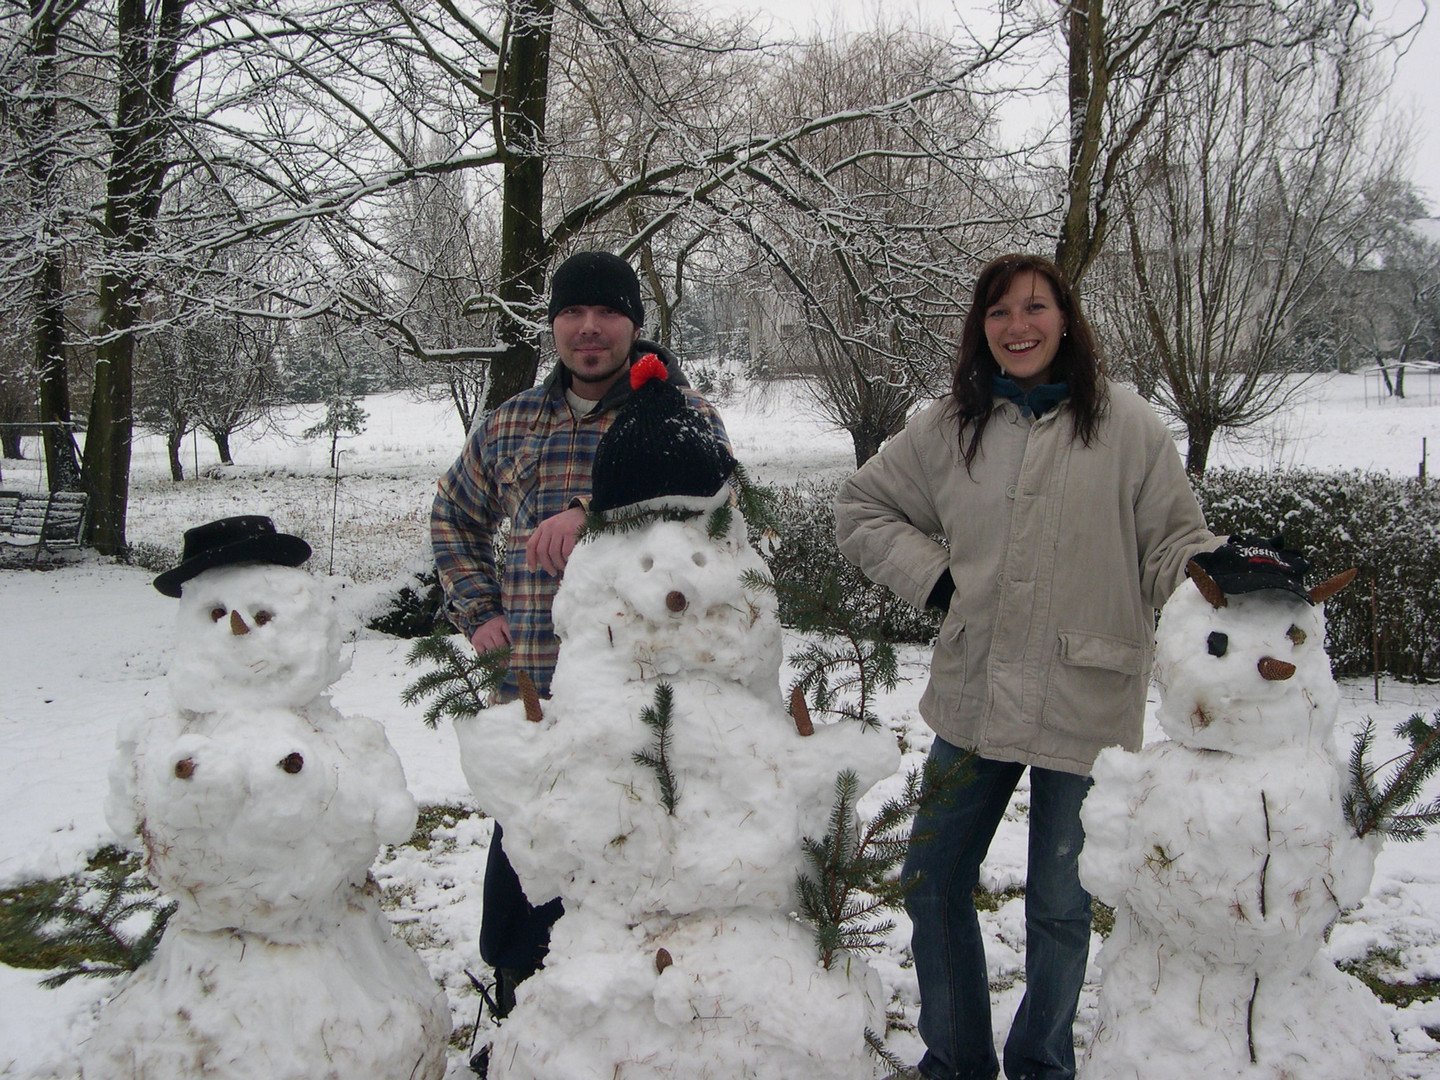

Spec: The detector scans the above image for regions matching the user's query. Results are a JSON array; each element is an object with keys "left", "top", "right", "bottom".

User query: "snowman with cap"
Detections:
[
  {"left": 82, "top": 515, "right": 450, "bottom": 1080},
  {"left": 1078, "top": 535, "right": 1396, "bottom": 1080},
  {"left": 454, "top": 357, "right": 901, "bottom": 1079}
]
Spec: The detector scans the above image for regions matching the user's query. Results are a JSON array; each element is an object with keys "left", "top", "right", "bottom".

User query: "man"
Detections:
[{"left": 430, "top": 250, "right": 729, "bottom": 1025}]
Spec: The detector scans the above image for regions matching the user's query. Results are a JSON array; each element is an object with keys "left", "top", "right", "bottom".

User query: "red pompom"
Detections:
[{"left": 630, "top": 353, "right": 669, "bottom": 390}]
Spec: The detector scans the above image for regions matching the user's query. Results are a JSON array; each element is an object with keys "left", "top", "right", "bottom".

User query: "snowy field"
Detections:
[{"left": 2, "top": 371, "right": 1440, "bottom": 1078}]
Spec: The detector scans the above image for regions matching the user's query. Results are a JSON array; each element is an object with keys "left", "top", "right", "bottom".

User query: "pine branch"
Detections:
[
  {"left": 0, "top": 848, "right": 175, "bottom": 987},
  {"left": 1344, "top": 710, "right": 1440, "bottom": 841},
  {"left": 632, "top": 682, "right": 680, "bottom": 814},
  {"left": 401, "top": 630, "right": 509, "bottom": 727},
  {"left": 865, "top": 1027, "right": 907, "bottom": 1073},
  {"left": 796, "top": 752, "right": 971, "bottom": 969}
]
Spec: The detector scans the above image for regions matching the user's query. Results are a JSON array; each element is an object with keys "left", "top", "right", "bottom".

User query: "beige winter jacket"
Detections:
[{"left": 835, "top": 382, "right": 1215, "bottom": 775}]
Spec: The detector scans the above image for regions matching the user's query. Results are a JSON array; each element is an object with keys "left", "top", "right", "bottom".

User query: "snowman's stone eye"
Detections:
[
  {"left": 1287, "top": 625, "right": 1306, "bottom": 646},
  {"left": 210, "top": 607, "right": 227, "bottom": 622},
  {"left": 253, "top": 610, "right": 273, "bottom": 626},
  {"left": 1207, "top": 632, "right": 1229, "bottom": 657}
]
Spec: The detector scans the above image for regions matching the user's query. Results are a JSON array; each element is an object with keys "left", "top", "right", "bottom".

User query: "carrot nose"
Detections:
[
  {"left": 1257, "top": 657, "right": 1295, "bottom": 681},
  {"left": 230, "top": 610, "right": 250, "bottom": 636}
]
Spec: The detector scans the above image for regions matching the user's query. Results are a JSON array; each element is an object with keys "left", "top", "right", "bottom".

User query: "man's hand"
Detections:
[
  {"left": 470, "top": 616, "right": 512, "bottom": 656},
  {"left": 525, "top": 506, "right": 587, "bottom": 577}
]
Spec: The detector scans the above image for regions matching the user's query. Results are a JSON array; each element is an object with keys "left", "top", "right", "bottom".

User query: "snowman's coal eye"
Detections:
[
  {"left": 253, "top": 610, "right": 273, "bottom": 626},
  {"left": 210, "top": 607, "right": 227, "bottom": 622},
  {"left": 1207, "top": 631, "right": 1229, "bottom": 657},
  {"left": 1287, "top": 624, "right": 1306, "bottom": 646}
]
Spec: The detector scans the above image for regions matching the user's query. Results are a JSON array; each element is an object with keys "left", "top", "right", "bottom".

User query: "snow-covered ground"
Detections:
[{"left": 2, "top": 372, "right": 1439, "bottom": 1078}]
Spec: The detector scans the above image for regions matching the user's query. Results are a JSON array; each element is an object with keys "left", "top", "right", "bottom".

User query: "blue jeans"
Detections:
[{"left": 904, "top": 738, "right": 1092, "bottom": 1080}]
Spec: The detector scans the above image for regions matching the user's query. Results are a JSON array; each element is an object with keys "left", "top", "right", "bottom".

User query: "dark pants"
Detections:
[
  {"left": 479, "top": 823, "right": 564, "bottom": 979},
  {"left": 905, "top": 739, "right": 1093, "bottom": 1080}
]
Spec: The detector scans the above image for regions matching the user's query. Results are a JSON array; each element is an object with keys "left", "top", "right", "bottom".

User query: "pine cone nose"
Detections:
[
  {"left": 665, "top": 590, "right": 688, "bottom": 613},
  {"left": 1257, "top": 657, "right": 1296, "bottom": 681},
  {"left": 230, "top": 610, "right": 250, "bottom": 636}
]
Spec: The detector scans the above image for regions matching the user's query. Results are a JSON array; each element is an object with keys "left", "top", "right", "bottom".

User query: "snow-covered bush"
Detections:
[{"left": 1195, "top": 467, "right": 1440, "bottom": 679}]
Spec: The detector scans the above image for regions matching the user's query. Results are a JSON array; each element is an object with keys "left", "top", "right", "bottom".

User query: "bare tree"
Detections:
[
  {"left": 742, "top": 23, "right": 1032, "bottom": 465},
  {"left": 1052, "top": 0, "right": 1410, "bottom": 287},
  {"left": 1097, "top": 19, "right": 1404, "bottom": 474}
]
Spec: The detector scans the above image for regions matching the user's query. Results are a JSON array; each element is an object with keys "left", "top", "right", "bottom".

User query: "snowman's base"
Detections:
[
  {"left": 488, "top": 908, "right": 885, "bottom": 1080},
  {"left": 1083, "top": 920, "right": 1396, "bottom": 1080},
  {"left": 79, "top": 896, "right": 450, "bottom": 1080}
]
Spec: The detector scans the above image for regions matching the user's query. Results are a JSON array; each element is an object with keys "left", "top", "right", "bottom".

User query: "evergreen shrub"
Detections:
[{"left": 761, "top": 478, "right": 941, "bottom": 644}]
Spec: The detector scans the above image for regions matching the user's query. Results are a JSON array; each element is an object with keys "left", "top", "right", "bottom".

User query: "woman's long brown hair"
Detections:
[{"left": 950, "top": 254, "right": 1105, "bottom": 473}]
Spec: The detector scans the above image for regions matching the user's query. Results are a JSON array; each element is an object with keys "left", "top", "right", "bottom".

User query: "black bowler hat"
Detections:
[
  {"left": 546, "top": 251, "right": 645, "bottom": 327},
  {"left": 1189, "top": 534, "right": 1312, "bottom": 603},
  {"left": 153, "top": 516, "right": 311, "bottom": 597}
]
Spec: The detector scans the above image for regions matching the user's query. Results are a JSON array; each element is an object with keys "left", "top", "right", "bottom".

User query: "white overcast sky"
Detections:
[{"left": 722, "top": 0, "right": 1440, "bottom": 214}]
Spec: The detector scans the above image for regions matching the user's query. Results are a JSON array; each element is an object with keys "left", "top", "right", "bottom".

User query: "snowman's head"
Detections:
[
  {"left": 1152, "top": 560, "right": 1351, "bottom": 753},
  {"left": 551, "top": 515, "right": 781, "bottom": 693},
  {"left": 168, "top": 563, "right": 347, "bottom": 712}
]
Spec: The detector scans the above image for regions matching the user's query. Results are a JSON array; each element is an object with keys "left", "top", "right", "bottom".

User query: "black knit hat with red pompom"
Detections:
[{"left": 590, "top": 354, "right": 735, "bottom": 517}]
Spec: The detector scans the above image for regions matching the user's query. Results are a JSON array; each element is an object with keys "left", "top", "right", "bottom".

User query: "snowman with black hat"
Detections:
[
  {"left": 1077, "top": 536, "right": 1396, "bottom": 1079},
  {"left": 82, "top": 516, "right": 450, "bottom": 1080},
  {"left": 454, "top": 360, "right": 900, "bottom": 1079}
]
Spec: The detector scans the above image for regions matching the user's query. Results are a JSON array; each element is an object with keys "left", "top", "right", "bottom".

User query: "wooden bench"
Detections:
[{"left": 1, "top": 489, "right": 89, "bottom": 563}]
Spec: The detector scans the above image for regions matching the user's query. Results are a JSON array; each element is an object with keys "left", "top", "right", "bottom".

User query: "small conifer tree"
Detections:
[
  {"left": 755, "top": 568, "right": 900, "bottom": 729},
  {"left": 797, "top": 753, "right": 970, "bottom": 969}
]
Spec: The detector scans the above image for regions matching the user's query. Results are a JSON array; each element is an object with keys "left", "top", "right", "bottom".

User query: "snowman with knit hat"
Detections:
[
  {"left": 455, "top": 356, "right": 900, "bottom": 1079},
  {"left": 1078, "top": 535, "right": 1396, "bottom": 1080},
  {"left": 82, "top": 515, "right": 450, "bottom": 1080}
]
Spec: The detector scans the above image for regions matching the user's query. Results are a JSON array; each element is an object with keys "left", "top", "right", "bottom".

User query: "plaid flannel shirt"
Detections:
[{"left": 431, "top": 345, "right": 728, "bottom": 701}]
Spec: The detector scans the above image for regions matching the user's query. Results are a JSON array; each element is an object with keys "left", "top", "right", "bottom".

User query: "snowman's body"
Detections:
[
  {"left": 1079, "top": 576, "right": 1394, "bottom": 1080},
  {"left": 456, "top": 515, "right": 899, "bottom": 1079},
  {"left": 82, "top": 564, "right": 449, "bottom": 1080}
]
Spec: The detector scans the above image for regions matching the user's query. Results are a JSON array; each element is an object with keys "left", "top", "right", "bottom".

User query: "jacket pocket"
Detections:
[
  {"left": 1040, "top": 629, "right": 1149, "bottom": 745},
  {"left": 923, "top": 612, "right": 968, "bottom": 708}
]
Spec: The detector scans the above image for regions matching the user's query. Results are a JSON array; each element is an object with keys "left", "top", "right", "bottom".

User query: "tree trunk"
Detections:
[
  {"left": 167, "top": 430, "right": 184, "bottom": 480},
  {"left": 212, "top": 428, "right": 233, "bottom": 465},
  {"left": 1055, "top": 0, "right": 1104, "bottom": 286},
  {"left": 82, "top": 0, "right": 187, "bottom": 553},
  {"left": 29, "top": 0, "right": 84, "bottom": 494},
  {"left": 1185, "top": 423, "right": 1213, "bottom": 477},
  {"left": 486, "top": 0, "right": 555, "bottom": 412},
  {"left": 849, "top": 420, "right": 888, "bottom": 468}
]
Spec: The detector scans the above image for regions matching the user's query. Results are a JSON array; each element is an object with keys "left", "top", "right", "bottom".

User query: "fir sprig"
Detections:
[
  {"left": 401, "top": 630, "right": 509, "bottom": 728},
  {"left": 0, "top": 847, "right": 175, "bottom": 987},
  {"left": 797, "top": 754, "right": 971, "bottom": 968},
  {"left": 750, "top": 569, "right": 900, "bottom": 729},
  {"left": 633, "top": 682, "right": 680, "bottom": 814},
  {"left": 1344, "top": 710, "right": 1440, "bottom": 841}
]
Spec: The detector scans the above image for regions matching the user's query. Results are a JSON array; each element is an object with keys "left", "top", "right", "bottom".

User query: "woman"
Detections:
[{"left": 835, "top": 254, "right": 1214, "bottom": 1080}]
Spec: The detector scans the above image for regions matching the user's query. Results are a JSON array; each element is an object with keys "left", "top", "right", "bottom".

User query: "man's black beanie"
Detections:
[{"left": 547, "top": 251, "right": 645, "bottom": 327}]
